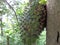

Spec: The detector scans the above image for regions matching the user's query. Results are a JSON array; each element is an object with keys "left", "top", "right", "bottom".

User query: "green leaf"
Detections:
[{"left": 39, "top": 0, "right": 47, "bottom": 4}]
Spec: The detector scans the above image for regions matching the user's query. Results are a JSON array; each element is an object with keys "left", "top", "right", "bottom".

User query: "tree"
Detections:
[
  {"left": 47, "top": 0, "right": 60, "bottom": 45},
  {"left": 19, "top": 0, "right": 47, "bottom": 45},
  {"left": 0, "top": 0, "right": 46, "bottom": 45}
]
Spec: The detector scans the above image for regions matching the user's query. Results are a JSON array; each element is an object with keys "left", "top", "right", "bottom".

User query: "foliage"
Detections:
[
  {"left": 0, "top": 0, "right": 46, "bottom": 45},
  {"left": 37, "top": 28, "right": 46, "bottom": 45},
  {"left": 39, "top": 0, "right": 47, "bottom": 4}
]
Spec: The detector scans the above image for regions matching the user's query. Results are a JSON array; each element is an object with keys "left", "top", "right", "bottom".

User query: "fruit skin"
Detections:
[{"left": 20, "top": 2, "right": 47, "bottom": 45}]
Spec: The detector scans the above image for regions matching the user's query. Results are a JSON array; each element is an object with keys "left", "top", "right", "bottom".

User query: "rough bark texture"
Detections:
[{"left": 47, "top": 0, "right": 60, "bottom": 45}]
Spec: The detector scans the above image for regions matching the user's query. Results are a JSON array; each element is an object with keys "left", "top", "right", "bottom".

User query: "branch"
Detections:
[
  {"left": 4, "top": 0, "right": 19, "bottom": 26},
  {"left": 5, "top": 0, "right": 16, "bottom": 14},
  {"left": 4, "top": 0, "right": 21, "bottom": 31}
]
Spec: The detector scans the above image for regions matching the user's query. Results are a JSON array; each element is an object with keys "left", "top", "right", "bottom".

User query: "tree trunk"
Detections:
[
  {"left": 0, "top": 14, "right": 3, "bottom": 36},
  {"left": 7, "top": 36, "right": 9, "bottom": 45},
  {"left": 47, "top": 0, "right": 60, "bottom": 45}
]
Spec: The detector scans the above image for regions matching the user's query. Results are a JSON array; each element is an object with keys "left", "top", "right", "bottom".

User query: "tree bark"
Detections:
[{"left": 47, "top": 0, "right": 60, "bottom": 45}]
